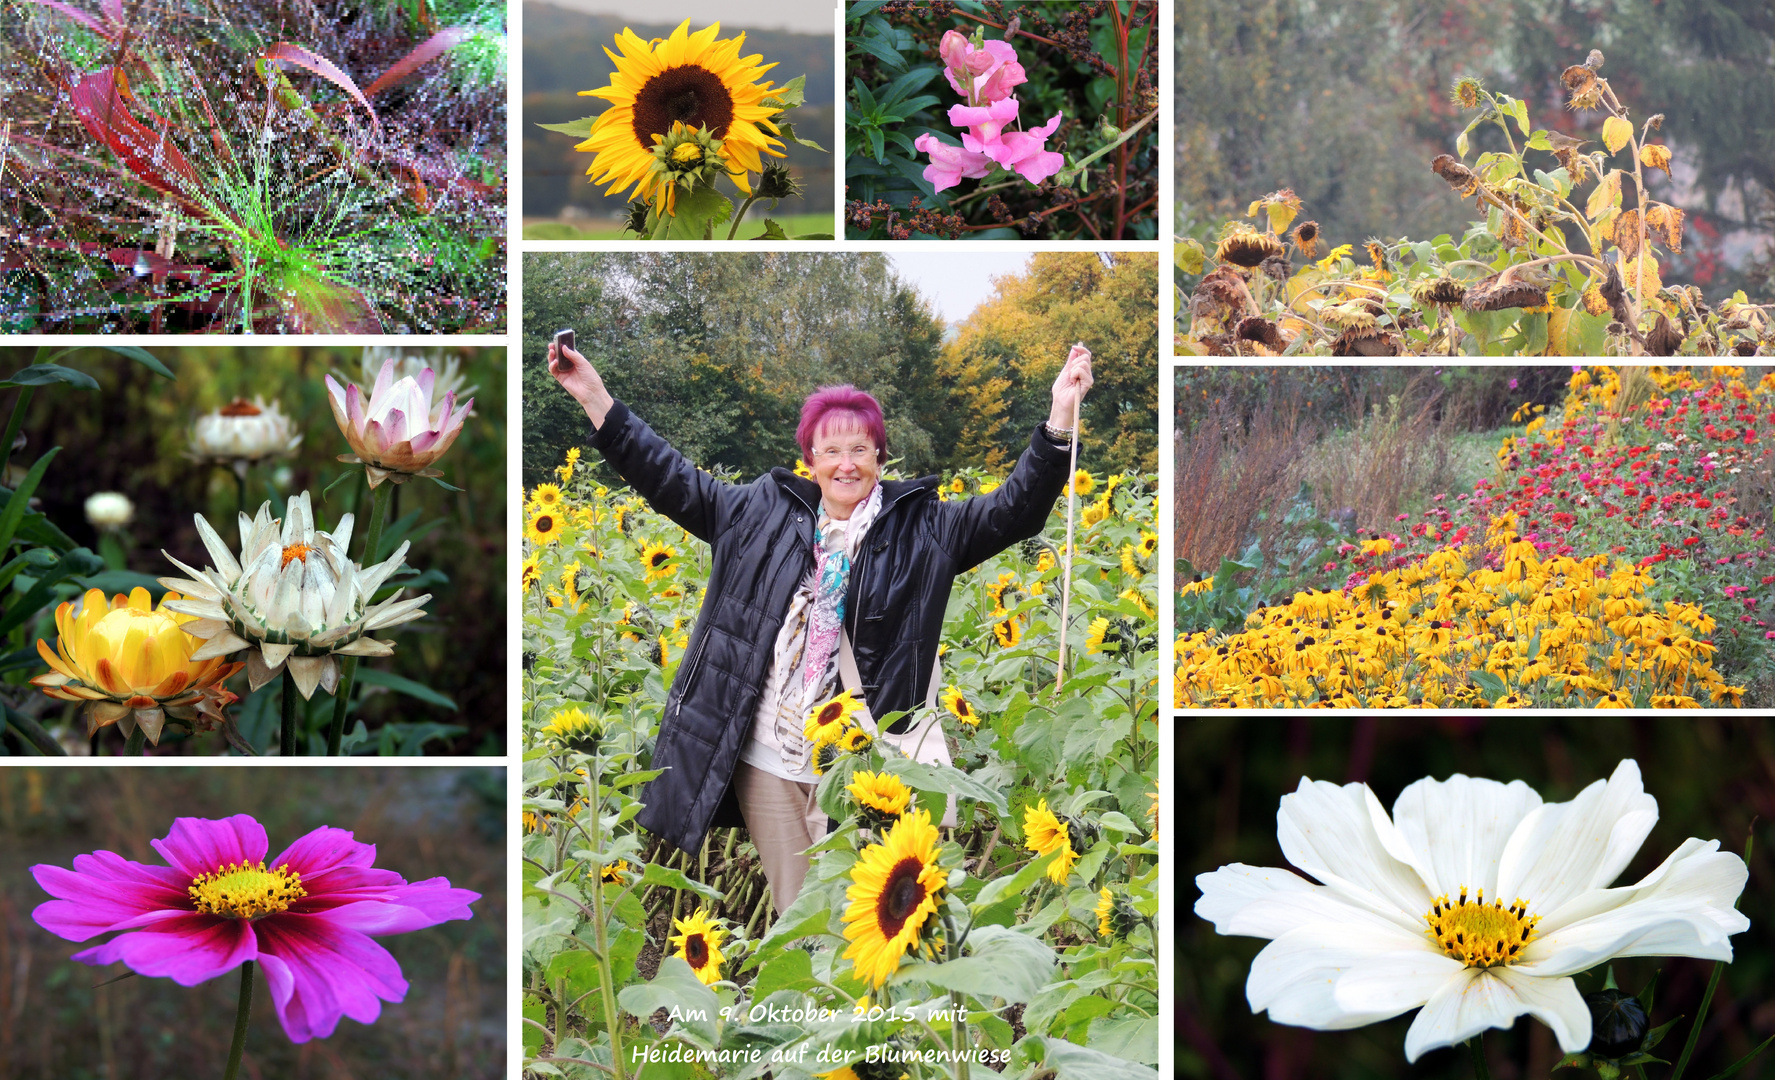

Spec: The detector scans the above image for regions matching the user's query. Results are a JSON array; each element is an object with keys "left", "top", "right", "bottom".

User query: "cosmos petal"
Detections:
[
  {"left": 254, "top": 915, "right": 409, "bottom": 1043},
  {"left": 30, "top": 852, "right": 192, "bottom": 940},
  {"left": 1245, "top": 922, "right": 1433, "bottom": 1030},
  {"left": 1276, "top": 777, "right": 1432, "bottom": 931},
  {"left": 1391, "top": 773, "right": 1543, "bottom": 899},
  {"left": 1496, "top": 759, "right": 1657, "bottom": 913},
  {"left": 72, "top": 914, "right": 259, "bottom": 987},
  {"left": 151, "top": 814, "right": 270, "bottom": 878}
]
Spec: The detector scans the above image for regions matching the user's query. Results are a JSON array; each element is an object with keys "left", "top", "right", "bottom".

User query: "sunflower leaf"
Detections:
[
  {"left": 537, "top": 116, "right": 598, "bottom": 139},
  {"left": 617, "top": 957, "right": 721, "bottom": 1045},
  {"left": 639, "top": 860, "right": 723, "bottom": 902},
  {"left": 972, "top": 846, "right": 1061, "bottom": 913},
  {"left": 775, "top": 121, "right": 826, "bottom": 152},
  {"left": 760, "top": 74, "right": 807, "bottom": 111},
  {"left": 890, "top": 924, "right": 1054, "bottom": 1003}
]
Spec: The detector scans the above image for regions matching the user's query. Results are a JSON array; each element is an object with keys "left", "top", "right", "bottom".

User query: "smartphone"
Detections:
[{"left": 553, "top": 328, "right": 575, "bottom": 356}]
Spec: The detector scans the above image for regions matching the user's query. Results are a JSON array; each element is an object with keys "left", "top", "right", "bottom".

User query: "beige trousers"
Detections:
[{"left": 733, "top": 760, "right": 830, "bottom": 913}]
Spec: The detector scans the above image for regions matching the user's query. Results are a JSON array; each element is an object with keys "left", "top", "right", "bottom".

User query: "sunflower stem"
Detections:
[
  {"left": 122, "top": 726, "right": 146, "bottom": 756},
  {"left": 326, "top": 480, "right": 392, "bottom": 755},
  {"left": 585, "top": 747, "right": 628, "bottom": 1080},
  {"left": 724, "top": 192, "right": 761, "bottom": 241},
  {"left": 280, "top": 667, "right": 299, "bottom": 756},
  {"left": 223, "top": 960, "right": 254, "bottom": 1080},
  {"left": 1467, "top": 1034, "right": 1492, "bottom": 1080}
]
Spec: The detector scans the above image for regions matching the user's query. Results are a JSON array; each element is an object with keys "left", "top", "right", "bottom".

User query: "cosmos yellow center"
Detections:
[
  {"left": 280, "top": 542, "right": 313, "bottom": 567},
  {"left": 189, "top": 861, "right": 305, "bottom": 919},
  {"left": 1425, "top": 887, "right": 1540, "bottom": 968}
]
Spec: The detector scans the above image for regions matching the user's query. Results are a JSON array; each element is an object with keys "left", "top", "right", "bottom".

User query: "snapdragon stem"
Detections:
[
  {"left": 327, "top": 480, "right": 392, "bottom": 755},
  {"left": 223, "top": 960, "right": 254, "bottom": 1080},
  {"left": 122, "top": 727, "right": 146, "bottom": 756},
  {"left": 280, "top": 668, "right": 299, "bottom": 756}
]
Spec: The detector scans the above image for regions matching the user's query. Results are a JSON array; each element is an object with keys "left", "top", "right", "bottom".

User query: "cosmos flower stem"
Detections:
[
  {"left": 121, "top": 727, "right": 146, "bottom": 756},
  {"left": 326, "top": 480, "right": 392, "bottom": 755},
  {"left": 280, "top": 668, "right": 299, "bottom": 756},
  {"left": 1468, "top": 1035, "right": 1492, "bottom": 1080},
  {"left": 223, "top": 960, "right": 254, "bottom": 1080}
]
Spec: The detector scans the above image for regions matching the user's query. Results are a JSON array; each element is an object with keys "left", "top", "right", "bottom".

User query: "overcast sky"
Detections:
[
  {"left": 536, "top": 0, "right": 836, "bottom": 34},
  {"left": 887, "top": 252, "right": 1033, "bottom": 326}
]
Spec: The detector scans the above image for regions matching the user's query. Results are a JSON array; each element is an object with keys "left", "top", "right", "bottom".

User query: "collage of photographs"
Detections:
[{"left": 0, "top": 0, "right": 1770, "bottom": 1078}]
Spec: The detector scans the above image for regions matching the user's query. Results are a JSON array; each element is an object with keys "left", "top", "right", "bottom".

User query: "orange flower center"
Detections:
[
  {"left": 280, "top": 543, "right": 313, "bottom": 567},
  {"left": 219, "top": 398, "right": 263, "bottom": 417}
]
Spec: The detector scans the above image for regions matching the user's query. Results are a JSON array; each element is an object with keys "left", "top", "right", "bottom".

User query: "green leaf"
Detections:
[
  {"left": 851, "top": 77, "right": 877, "bottom": 114},
  {"left": 1, "top": 364, "right": 99, "bottom": 390},
  {"left": 760, "top": 74, "right": 807, "bottom": 110},
  {"left": 1512, "top": 97, "right": 1531, "bottom": 136},
  {"left": 1034, "top": 1036, "right": 1162, "bottom": 1080},
  {"left": 1086, "top": 1016, "right": 1158, "bottom": 1064},
  {"left": 655, "top": 185, "right": 733, "bottom": 240},
  {"left": 1469, "top": 669, "right": 1507, "bottom": 700},
  {"left": 351, "top": 666, "right": 457, "bottom": 710},
  {"left": 1547, "top": 306, "right": 1609, "bottom": 357},
  {"left": 776, "top": 120, "right": 826, "bottom": 152},
  {"left": 1456, "top": 131, "right": 1470, "bottom": 159},
  {"left": 537, "top": 116, "right": 598, "bottom": 139},
  {"left": 750, "top": 947, "right": 818, "bottom": 1001},
  {"left": 866, "top": 126, "right": 885, "bottom": 163},
  {"left": 1702, "top": 1032, "right": 1775, "bottom": 1080},
  {"left": 0, "top": 446, "right": 60, "bottom": 555},
  {"left": 639, "top": 859, "right": 723, "bottom": 902},
  {"left": 972, "top": 847, "right": 1062, "bottom": 914},
  {"left": 616, "top": 957, "right": 720, "bottom": 1045},
  {"left": 880, "top": 754, "right": 1008, "bottom": 815},
  {"left": 1174, "top": 238, "right": 1205, "bottom": 276},
  {"left": 852, "top": 31, "right": 905, "bottom": 71},
  {"left": 0, "top": 548, "right": 106, "bottom": 638},
  {"left": 889, "top": 924, "right": 1054, "bottom": 1003},
  {"left": 793, "top": 233, "right": 836, "bottom": 240}
]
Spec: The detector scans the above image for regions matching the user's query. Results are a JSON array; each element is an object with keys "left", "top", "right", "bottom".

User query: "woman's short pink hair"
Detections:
[{"left": 796, "top": 385, "right": 887, "bottom": 465}]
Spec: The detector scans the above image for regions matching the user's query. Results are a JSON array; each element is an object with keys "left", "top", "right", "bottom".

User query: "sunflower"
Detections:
[
  {"left": 526, "top": 509, "right": 565, "bottom": 546},
  {"left": 940, "top": 685, "right": 979, "bottom": 726},
  {"left": 520, "top": 554, "right": 541, "bottom": 592},
  {"left": 601, "top": 858, "right": 632, "bottom": 883},
  {"left": 794, "top": 460, "right": 813, "bottom": 479},
  {"left": 1085, "top": 616, "right": 1115, "bottom": 654},
  {"left": 848, "top": 769, "right": 913, "bottom": 819},
  {"left": 1096, "top": 887, "right": 1116, "bottom": 937},
  {"left": 641, "top": 540, "right": 679, "bottom": 583},
  {"left": 992, "top": 615, "right": 1022, "bottom": 648},
  {"left": 1082, "top": 497, "right": 1110, "bottom": 527},
  {"left": 1137, "top": 531, "right": 1158, "bottom": 558},
  {"left": 948, "top": 476, "right": 965, "bottom": 494},
  {"left": 839, "top": 725, "right": 872, "bottom": 753},
  {"left": 1121, "top": 545, "right": 1144, "bottom": 578},
  {"left": 575, "top": 19, "right": 786, "bottom": 212},
  {"left": 668, "top": 909, "right": 727, "bottom": 986},
  {"left": 541, "top": 706, "right": 602, "bottom": 754},
  {"left": 1067, "top": 469, "right": 1095, "bottom": 497},
  {"left": 1022, "top": 799, "right": 1077, "bottom": 883},
  {"left": 529, "top": 483, "right": 564, "bottom": 511},
  {"left": 1121, "top": 586, "right": 1155, "bottom": 618},
  {"left": 841, "top": 809, "right": 946, "bottom": 988},
  {"left": 806, "top": 689, "right": 863, "bottom": 744}
]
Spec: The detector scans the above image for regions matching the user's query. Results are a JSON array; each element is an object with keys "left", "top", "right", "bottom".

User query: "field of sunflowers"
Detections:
[
  {"left": 521, "top": 449, "right": 1159, "bottom": 1079},
  {"left": 1176, "top": 366, "right": 1775, "bottom": 709}
]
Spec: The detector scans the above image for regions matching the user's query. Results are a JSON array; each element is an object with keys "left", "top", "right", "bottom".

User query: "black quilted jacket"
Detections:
[{"left": 588, "top": 399, "right": 1072, "bottom": 854}]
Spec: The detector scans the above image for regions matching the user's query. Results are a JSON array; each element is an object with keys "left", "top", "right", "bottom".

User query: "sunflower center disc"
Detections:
[
  {"left": 684, "top": 933, "right": 708, "bottom": 967},
  {"left": 876, "top": 857, "right": 928, "bottom": 937},
  {"left": 632, "top": 64, "right": 735, "bottom": 145},
  {"left": 189, "top": 860, "right": 306, "bottom": 919},
  {"left": 1424, "top": 886, "right": 1540, "bottom": 968}
]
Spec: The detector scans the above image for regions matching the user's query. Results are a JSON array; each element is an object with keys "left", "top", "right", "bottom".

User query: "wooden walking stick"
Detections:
[{"left": 1055, "top": 344, "right": 1084, "bottom": 694}]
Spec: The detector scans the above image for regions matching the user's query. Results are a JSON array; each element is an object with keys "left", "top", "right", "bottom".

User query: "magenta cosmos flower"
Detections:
[{"left": 31, "top": 814, "right": 479, "bottom": 1042}]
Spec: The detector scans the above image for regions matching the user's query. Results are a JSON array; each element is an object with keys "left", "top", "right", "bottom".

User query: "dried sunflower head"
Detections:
[
  {"left": 1450, "top": 76, "right": 1484, "bottom": 110},
  {"left": 1324, "top": 301, "right": 1380, "bottom": 335},
  {"left": 1217, "top": 230, "right": 1284, "bottom": 268},
  {"left": 1430, "top": 154, "right": 1480, "bottom": 197},
  {"left": 1463, "top": 273, "right": 1549, "bottom": 312},
  {"left": 1411, "top": 276, "right": 1468, "bottom": 306},
  {"left": 1233, "top": 315, "right": 1284, "bottom": 349},
  {"left": 1290, "top": 220, "right": 1321, "bottom": 258}
]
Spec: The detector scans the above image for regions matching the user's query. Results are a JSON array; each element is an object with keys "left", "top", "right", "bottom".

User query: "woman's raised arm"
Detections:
[{"left": 549, "top": 343, "right": 749, "bottom": 544}]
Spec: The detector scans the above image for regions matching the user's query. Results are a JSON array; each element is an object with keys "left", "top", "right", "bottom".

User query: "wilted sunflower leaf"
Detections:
[{"left": 1602, "top": 115, "right": 1633, "bottom": 154}]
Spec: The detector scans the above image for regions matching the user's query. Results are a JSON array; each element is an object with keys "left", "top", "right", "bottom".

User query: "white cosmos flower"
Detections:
[
  {"left": 155, "top": 491, "right": 431, "bottom": 700},
  {"left": 1195, "top": 760, "right": 1748, "bottom": 1062}
]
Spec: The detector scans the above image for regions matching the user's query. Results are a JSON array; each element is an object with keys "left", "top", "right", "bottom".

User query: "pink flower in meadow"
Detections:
[
  {"left": 32, "top": 815, "right": 478, "bottom": 1043},
  {"left": 974, "top": 112, "right": 1065, "bottom": 184},
  {"left": 913, "top": 133, "right": 992, "bottom": 191}
]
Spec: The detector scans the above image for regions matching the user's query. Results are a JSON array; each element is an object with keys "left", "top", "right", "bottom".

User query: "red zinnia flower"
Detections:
[{"left": 31, "top": 815, "right": 478, "bottom": 1042}]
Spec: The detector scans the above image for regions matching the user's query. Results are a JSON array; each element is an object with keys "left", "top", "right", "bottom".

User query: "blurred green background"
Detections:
[
  {"left": 0, "top": 345, "right": 506, "bottom": 756},
  {"left": 0, "top": 765, "right": 505, "bottom": 1078},
  {"left": 1179, "top": 718, "right": 1775, "bottom": 1078}
]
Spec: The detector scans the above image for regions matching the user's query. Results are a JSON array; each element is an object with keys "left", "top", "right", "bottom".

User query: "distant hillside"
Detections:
[{"left": 523, "top": 2, "right": 834, "bottom": 220}]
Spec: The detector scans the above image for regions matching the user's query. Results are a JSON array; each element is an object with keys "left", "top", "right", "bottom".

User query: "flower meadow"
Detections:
[
  {"left": 2, "top": 346, "right": 497, "bottom": 755},
  {"left": 522, "top": 449, "right": 1159, "bottom": 1078},
  {"left": 1176, "top": 366, "right": 1775, "bottom": 709}
]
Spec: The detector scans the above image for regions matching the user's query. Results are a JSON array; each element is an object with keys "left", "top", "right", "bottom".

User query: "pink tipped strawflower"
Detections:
[
  {"left": 31, "top": 814, "right": 478, "bottom": 1044},
  {"left": 325, "top": 358, "right": 473, "bottom": 488}
]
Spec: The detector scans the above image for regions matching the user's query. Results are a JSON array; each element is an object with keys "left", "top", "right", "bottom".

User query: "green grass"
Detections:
[{"left": 523, "top": 212, "right": 835, "bottom": 241}]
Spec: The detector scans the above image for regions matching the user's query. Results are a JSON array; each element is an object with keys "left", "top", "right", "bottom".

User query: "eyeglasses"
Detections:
[{"left": 811, "top": 446, "right": 875, "bottom": 463}]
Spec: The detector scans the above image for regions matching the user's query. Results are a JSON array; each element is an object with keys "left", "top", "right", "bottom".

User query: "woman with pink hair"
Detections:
[{"left": 549, "top": 342, "right": 1091, "bottom": 909}]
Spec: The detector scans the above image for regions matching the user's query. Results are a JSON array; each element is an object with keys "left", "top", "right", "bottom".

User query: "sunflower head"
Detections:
[
  {"left": 806, "top": 689, "right": 863, "bottom": 744},
  {"left": 541, "top": 706, "right": 603, "bottom": 754},
  {"left": 940, "top": 685, "right": 979, "bottom": 726},
  {"left": 841, "top": 809, "right": 947, "bottom": 987},
  {"left": 1216, "top": 230, "right": 1284, "bottom": 269},
  {"left": 575, "top": 19, "right": 787, "bottom": 211},
  {"left": 1289, "top": 219, "right": 1321, "bottom": 258},
  {"left": 645, "top": 121, "right": 733, "bottom": 213},
  {"left": 1021, "top": 799, "right": 1078, "bottom": 883},
  {"left": 848, "top": 769, "right": 913, "bottom": 824},
  {"left": 641, "top": 540, "right": 679, "bottom": 583},
  {"left": 526, "top": 509, "right": 566, "bottom": 547},
  {"left": 839, "top": 725, "right": 872, "bottom": 753},
  {"left": 992, "top": 615, "right": 1022, "bottom": 648},
  {"left": 1450, "top": 76, "right": 1484, "bottom": 110},
  {"left": 669, "top": 909, "right": 728, "bottom": 986}
]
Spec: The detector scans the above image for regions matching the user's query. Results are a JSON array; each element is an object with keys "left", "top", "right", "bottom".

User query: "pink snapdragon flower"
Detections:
[
  {"left": 914, "top": 133, "right": 993, "bottom": 191},
  {"left": 973, "top": 111, "right": 1065, "bottom": 184},
  {"left": 32, "top": 814, "right": 479, "bottom": 1043},
  {"left": 938, "top": 30, "right": 1025, "bottom": 105}
]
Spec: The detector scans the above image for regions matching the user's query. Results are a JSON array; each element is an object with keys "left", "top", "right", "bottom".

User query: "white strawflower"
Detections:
[
  {"left": 1195, "top": 760, "right": 1747, "bottom": 1062},
  {"left": 156, "top": 491, "right": 430, "bottom": 699},
  {"left": 188, "top": 397, "right": 302, "bottom": 476},
  {"left": 84, "top": 491, "right": 134, "bottom": 529}
]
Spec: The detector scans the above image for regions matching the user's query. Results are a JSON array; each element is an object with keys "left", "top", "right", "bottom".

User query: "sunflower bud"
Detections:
[
  {"left": 623, "top": 199, "right": 650, "bottom": 235},
  {"left": 756, "top": 162, "right": 801, "bottom": 201},
  {"left": 1584, "top": 988, "right": 1648, "bottom": 1059}
]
